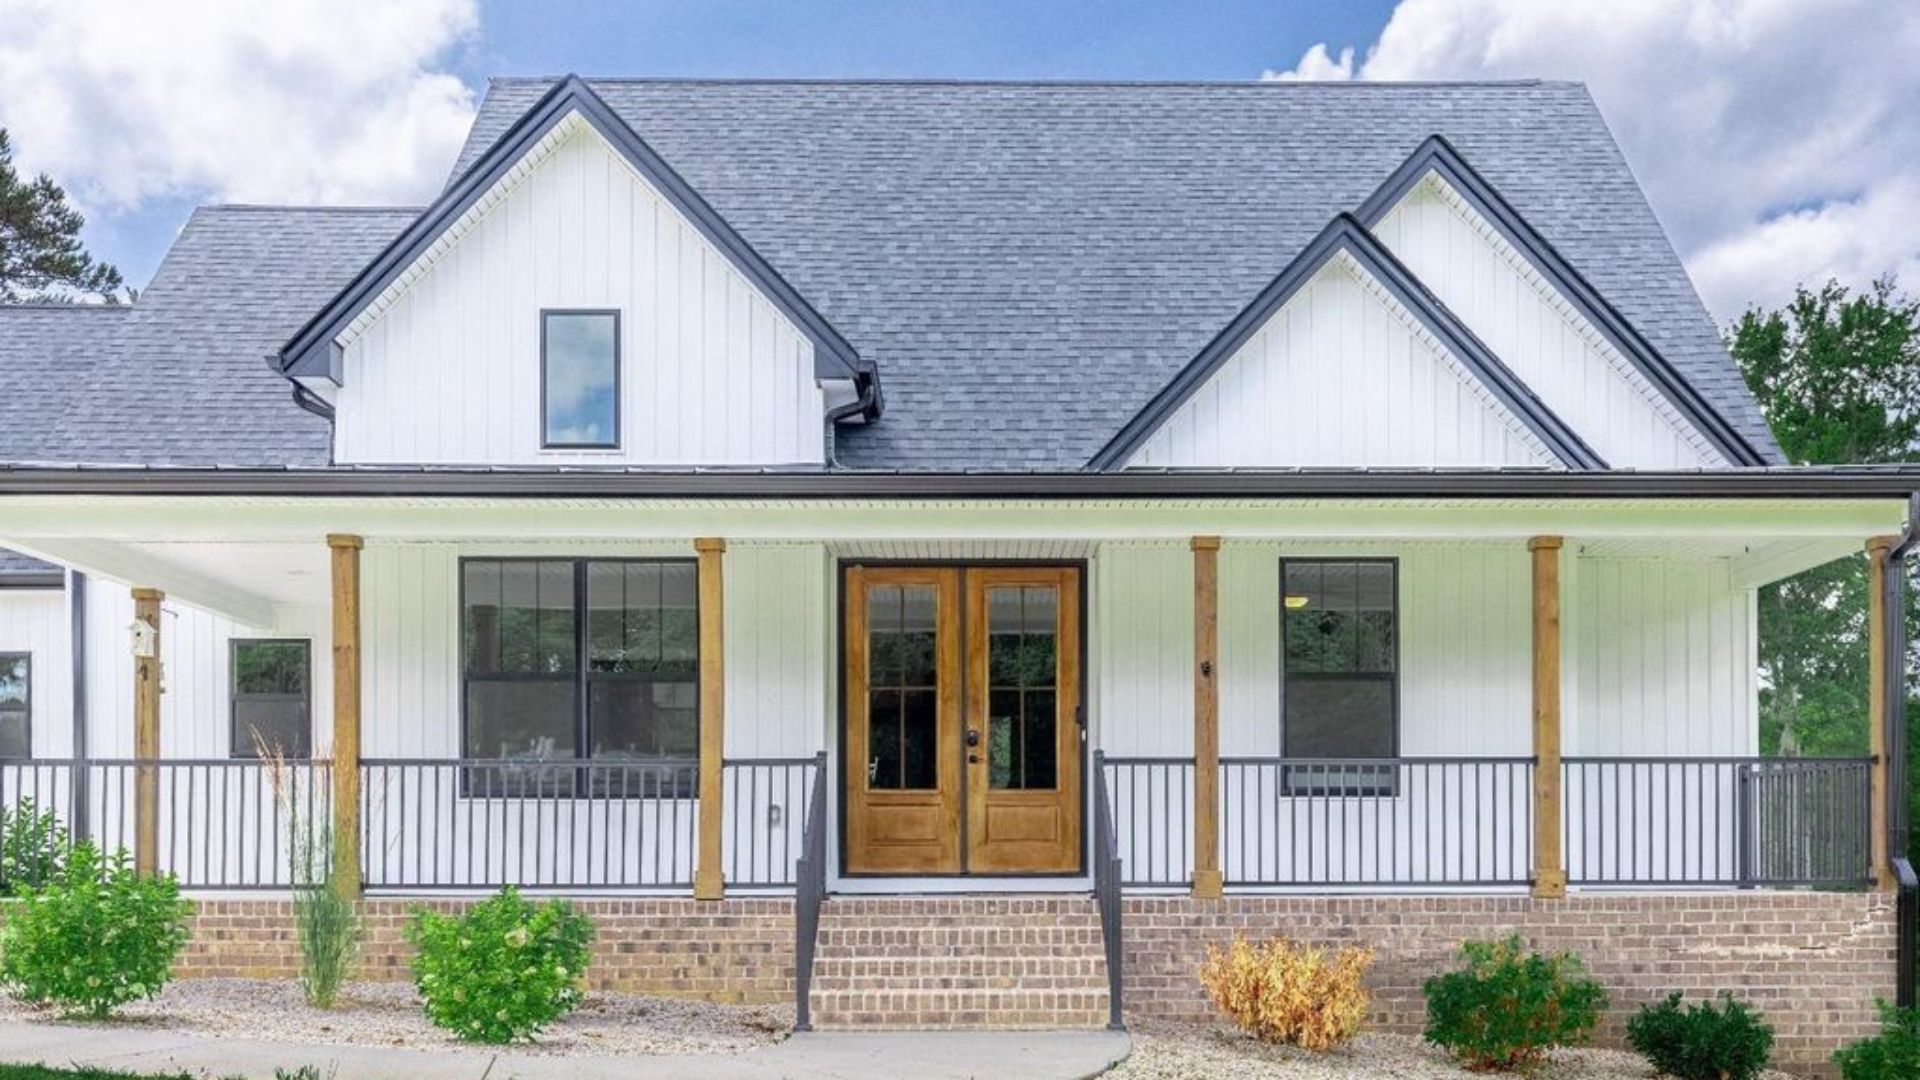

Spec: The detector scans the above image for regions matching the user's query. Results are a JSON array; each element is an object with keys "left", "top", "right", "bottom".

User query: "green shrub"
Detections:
[
  {"left": 1627, "top": 992, "right": 1773, "bottom": 1080},
  {"left": 406, "top": 887, "right": 594, "bottom": 1043},
  {"left": 0, "top": 841, "right": 191, "bottom": 1018},
  {"left": 1835, "top": 1000, "right": 1920, "bottom": 1079},
  {"left": 0, "top": 798, "right": 68, "bottom": 894},
  {"left": 1422, "top": 936, "right": 1607, "bottom": 1071}
]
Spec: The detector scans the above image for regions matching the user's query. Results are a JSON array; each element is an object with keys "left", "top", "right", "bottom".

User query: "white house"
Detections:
[{"left": 0, "top": 76, "right": 1908, "bottom": 1061}]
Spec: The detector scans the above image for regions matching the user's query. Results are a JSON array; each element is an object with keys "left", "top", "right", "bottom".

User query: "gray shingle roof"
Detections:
[
  {"left": 2, "top": 79, "right": 1778, "bottom": 471},
  {"left": 454, "top": 78, "right": 1779, "bottom": 468},
  {"left": 4, "top": 206, "right": 416, "bottom": 466},
  {"left": 0, "top": 548, "right": 57, "bottom": 580}
]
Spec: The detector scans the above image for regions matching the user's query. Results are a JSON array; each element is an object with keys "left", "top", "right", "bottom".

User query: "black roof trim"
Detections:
[
  {"left": 1354, "top": 135, "right": 1766, "bottom": 467},
  {"left": 1089, "top": 214, "right": 1606, "bottom": 471},
  {"left": 2, "top": 465, "right": 1914, "bottom": 500},
  {"left": 278, "top": 74, "right": 870, "bottom": 386}
]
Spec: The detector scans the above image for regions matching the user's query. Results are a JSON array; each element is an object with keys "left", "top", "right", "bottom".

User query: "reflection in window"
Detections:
[
  {"left": 1281, "top": 560, "right": 1397, "bottom": 795},
  {"left": 230, "top": 640, "right": 311, "bottom": 758},
  {"left": 542, "top": 311, "right": 619, "bottom": 448},
  {"left": 866, "top": 584, "right": 938, "bottom": 790},
  {"left": 463, "top": 558, "right": 697, "bottom": 796},
  {"left": 0, "top": 654, "right": 26, "bottom": 759},
  {"left": 986, "top": 586, "right": 1058, "bottom": 790}
]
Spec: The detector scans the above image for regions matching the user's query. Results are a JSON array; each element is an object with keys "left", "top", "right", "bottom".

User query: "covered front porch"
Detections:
[{"left": 0, "top": 482, "right": 1905, "bottom": 903}]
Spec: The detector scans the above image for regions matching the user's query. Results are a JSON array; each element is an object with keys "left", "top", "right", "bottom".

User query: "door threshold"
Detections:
[{"left": 829, "top": 876, "right": 1093, "bottom": 896}]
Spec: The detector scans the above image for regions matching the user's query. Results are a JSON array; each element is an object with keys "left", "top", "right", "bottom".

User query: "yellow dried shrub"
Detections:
[{"left": 1198, "top": 936, "right": 1374, "bottom": 1051}]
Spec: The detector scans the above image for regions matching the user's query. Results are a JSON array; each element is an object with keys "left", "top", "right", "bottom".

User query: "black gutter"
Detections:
[
  {"left": 0, "top": 572, "right": 66, "bottom": 590},
  {"left": 1887, "top": 493, "right": 1920, "bottom": 1009},
  {"left": 5, "top": 466, "right": 1920, "bottom": 500}
]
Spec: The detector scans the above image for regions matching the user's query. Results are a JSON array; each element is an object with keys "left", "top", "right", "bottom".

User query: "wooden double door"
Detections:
[{"left": 843, "top": 565, "right": 1083, "bottom": 875}]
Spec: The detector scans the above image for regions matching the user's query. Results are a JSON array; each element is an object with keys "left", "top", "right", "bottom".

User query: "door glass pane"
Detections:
[
  {"left": 985, "top": 585, "right": 1059, "bottom": 790},
  {"left": 866, "top": 583, "right": 939, "bottom": 791}
]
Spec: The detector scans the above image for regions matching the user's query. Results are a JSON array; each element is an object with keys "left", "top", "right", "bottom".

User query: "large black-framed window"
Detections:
[
  {"left": 541, "top": 310, "right": 621, "bottom": 449},
  {"left": 0, "top": 653, "right": 27, "bottom": 759},
  {"left": 1280, "top": 559, "right": 1398, "bottom": 795},
  {"left": 461, "top": 558, "right": 698, "bottom": 796},
  {"left": 230, "top": 639, "right": 312, "bottom": 759}
]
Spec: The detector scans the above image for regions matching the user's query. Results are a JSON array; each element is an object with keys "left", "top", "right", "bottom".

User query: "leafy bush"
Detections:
[
  {"left": 0, "top": 798, "right": 68, "bottom": 894},
  {"left": 1422, "top": 936, "right": 1607, "bottom": 1071},
  {"left": 1627, "top": 992, "right": 1773, "bottom": 1080},
  {"left": 406, "top": 887, "right": 594, "bottom": 1043},
  {"left": 0, "top": 841, "right": 191, "bottom": 1018},
  {"left": 1835, "top": 1000, "right": 1920, "bottom": 1079},
  {"left": 1198, "top": 936, "right": 1373, "bottom": 1051}
]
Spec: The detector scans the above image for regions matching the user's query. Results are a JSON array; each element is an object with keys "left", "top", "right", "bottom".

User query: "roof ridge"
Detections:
[{"left": 488, "top": 75, "right": 1572, "bottom": 90}]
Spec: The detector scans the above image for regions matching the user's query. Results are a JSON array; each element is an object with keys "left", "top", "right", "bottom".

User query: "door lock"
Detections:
[{"left": 965, "top": 728, "right": 981, "bottom": 764}]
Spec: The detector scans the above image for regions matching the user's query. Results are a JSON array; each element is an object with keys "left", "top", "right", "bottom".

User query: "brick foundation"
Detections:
[
  {"left": 1123, "top": 891, "right": 1897, "bottom": 1075},
  {"left": 182, "top": 897, "right": 795, "bottom": 1004}
]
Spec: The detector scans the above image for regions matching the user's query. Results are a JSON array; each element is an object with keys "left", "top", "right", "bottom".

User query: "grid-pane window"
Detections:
[
  {"left": 542, "top": 311, "right": 619, "bottom": 448},
  {"left": 0, "top": 654, "right": 27, "bottom": 759},
  {"left": 462, "top": 558, "right": 698, "bottom": 795},
  {"left": 1281, "top": 560, "right": 1397, "bottom": 793},
  {"left": 231, "top": 640, "right": 311, "bottom": 758},
  {"left": 864, "top": 584, "right": 939, "bottom": 790}
]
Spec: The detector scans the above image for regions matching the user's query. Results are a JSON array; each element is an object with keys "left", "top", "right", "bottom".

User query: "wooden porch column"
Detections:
[
  {"left": 328, "top": 535, "right": 363, "bottom": 899},
  {"left": 131, "top": 588, "right": 164, "bottom": 876},
  {"left": 694, "top": 538, "right": 727, "bottom": 900},
  {"left": 1191, "top": 536, "right": 1223, "bottom": 899},
  {"left": 1529, "top": 536, "right": 1567, "bottom": 899},
  {"left": 1869, "top": 535, "right": 1897, "bottom": 891}
]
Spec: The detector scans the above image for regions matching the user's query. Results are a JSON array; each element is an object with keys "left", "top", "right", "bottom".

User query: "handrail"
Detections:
[
  {"left": 1092, "top": 750, "right": 1125, "bottom": 1031},
  {"left": 1898, "top": 856, "right": 1917, "bottom": 1009},
  {"left": 792, "top": 750, "right": 829, "bottom": 1032}
]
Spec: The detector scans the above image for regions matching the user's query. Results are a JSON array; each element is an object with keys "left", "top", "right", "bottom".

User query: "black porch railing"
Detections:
[
  {"left": 792, "top": 751, "right": 829, "bottom": 1032},
  {"left": 1563, "top": 756, "right": 1874, "bottom": 888},
  {"left": 1091, "top": 751, "right": 1126, "bottom": 1030}
]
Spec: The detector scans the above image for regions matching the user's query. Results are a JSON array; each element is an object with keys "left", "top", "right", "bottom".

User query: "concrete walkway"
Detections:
[{"left": 0, "top": 1020, "right": 1131, "bottom": 1079}]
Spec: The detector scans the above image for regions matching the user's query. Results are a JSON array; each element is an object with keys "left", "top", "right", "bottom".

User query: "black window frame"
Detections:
[
  {"left": 540, "top": 309, "right": 623, "bottom": 450},
  {"left": 0, "top": 652, "right": 28, "bottom": 760},
  {"left": 1278, "top": 557, "right": 1400, "bottom": 797},
  {"left": 228, "top": 638, "right": 314, "bottom": 759},
  {"left": 458, "top": 556, "right": 700, "bottom": 799}
]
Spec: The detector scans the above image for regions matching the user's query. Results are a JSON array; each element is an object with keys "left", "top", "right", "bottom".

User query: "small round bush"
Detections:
[
  {"left": 1422, "top": 936, "right": 1607, "bottom": 1072},
  {"left": 1628, "top": 992, "right": 1773, "bottom": 1080},
  {"left": 1835, "top": 1000, "right": 1920, "bottom": 1080},
  {"left": 407, "top": 887, "right": 594, "bottom": 1043},
  {"left": 0, "top": 841, "right": 192, "bottom": 1018},
  {"left": 1199, "top": 936, "right": 1373, "bottom": 1051}
]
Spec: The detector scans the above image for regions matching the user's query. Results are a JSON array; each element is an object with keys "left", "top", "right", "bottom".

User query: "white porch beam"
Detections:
[
  {"left": 3, "top": 538, "right": 279, "bottom": 628},
  {"left": 1728, "top": 537, "right": 1866, "bottom": 588},
  {"left": 0, "top": 496, "right": 1905, "bottom": 545}
]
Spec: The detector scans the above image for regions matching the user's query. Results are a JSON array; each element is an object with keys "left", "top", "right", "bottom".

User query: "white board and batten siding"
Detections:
[
  {"left": 1371, "top": 175, "right": 1724, "bottom": 469},
  {"left": 1129, "top": 253, "right": 1557, "bottom": 469},
  {"left": 333, "top": 117, "right": 826, "bottom": 467}
]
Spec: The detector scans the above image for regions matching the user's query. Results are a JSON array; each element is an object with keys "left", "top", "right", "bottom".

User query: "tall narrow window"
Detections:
[
  {"left": 542, "top": 310, "right": 620, "bottom": 448},
  {"left": 0, "top": 653, "right": 27, "bottom": 759},
  {"left": 462, "top": 558, "right": 698, "bottom": 796},
  {"left": 230, "top": 640, "right": 312, "bottom": 758},
  {"left": 1280, "top": 560, "right": 1398, "bottom": 794}
]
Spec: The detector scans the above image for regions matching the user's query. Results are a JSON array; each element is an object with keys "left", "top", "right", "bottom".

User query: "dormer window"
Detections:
[{"left": 542, "top": 310, "right": 621, "bottom": 449}]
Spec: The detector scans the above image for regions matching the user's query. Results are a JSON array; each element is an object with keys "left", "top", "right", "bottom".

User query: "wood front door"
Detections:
[{"left": 843, "top": 564, "right": 1082, "bottom": 876}]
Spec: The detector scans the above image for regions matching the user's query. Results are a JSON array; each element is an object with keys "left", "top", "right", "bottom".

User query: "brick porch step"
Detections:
[{"left": 808, "top": 896, "right": 1113, "bottom": 1030}]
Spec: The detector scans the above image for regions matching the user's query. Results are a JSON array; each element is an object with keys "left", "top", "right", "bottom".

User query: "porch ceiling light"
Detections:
[{"left": 1284, "top": 595, "right": 1312, "bottom": 609}]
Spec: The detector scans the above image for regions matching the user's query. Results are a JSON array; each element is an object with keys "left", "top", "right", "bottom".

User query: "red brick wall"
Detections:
[
  {"left": 1123, "top": 891, "right": 1897, "bottom": 1075},
  {"left": 182, "top": 897, "right": 795, "bottom": 1004}
]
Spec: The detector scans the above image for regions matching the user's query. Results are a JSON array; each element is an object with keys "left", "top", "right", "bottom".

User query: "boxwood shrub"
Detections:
[
  {"left": 1422, "top": 936, "right": 1606, "bottom": 1072},
  {"left": 1627, "top": 992, "right": 1773, "bottom": 1080}
]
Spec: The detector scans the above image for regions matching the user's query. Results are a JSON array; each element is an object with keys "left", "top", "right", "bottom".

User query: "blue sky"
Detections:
[
  {"left": 3, "top": 1, "right": 1914, "bottom": 319},
  {"left": 77, "top": 0, "right": 1397, "bottom": 291}
]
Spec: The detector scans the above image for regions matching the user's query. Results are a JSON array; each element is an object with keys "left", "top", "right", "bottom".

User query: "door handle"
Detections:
[{"left": 965, "top": 729, "right": 981, "bottom": 748}]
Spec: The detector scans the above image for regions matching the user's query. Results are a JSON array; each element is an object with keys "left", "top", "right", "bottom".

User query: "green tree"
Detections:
[
  {"left": 1730, "top": 278, "right": 1920, "bottom": 849},
  {"left": 0, "top": 129, "right": 125, "bottom": 303}
]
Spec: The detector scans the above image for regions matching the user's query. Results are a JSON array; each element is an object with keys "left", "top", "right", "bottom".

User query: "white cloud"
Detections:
[
  {"left": 0, "top": 0, "right": 478, "bottom": 209},
  {"left": 1267, "top": 0, "right": 1920, "bottom": 322}
]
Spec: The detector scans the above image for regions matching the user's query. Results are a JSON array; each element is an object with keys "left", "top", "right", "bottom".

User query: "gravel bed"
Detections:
[
  {"left": 1106, "top": 1022, "right": 1808, "bottom": 1079},
  {"left": 0, "top": 978, "right": 793, "bottom": 1057}
]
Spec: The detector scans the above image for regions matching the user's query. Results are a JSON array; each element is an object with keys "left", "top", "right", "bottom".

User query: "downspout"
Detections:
[
  {"left": 823, "top": 372, "right": 881, "bottom": 470},
  {"left": 1885, "top": 492, "right": 1920, "bottom": 1008},
  {"left": 68, "top": 570, "right": 89, "bottom": 843},
  {"left": 266, "top": 354, "right": 336, "bottom": 422}
]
